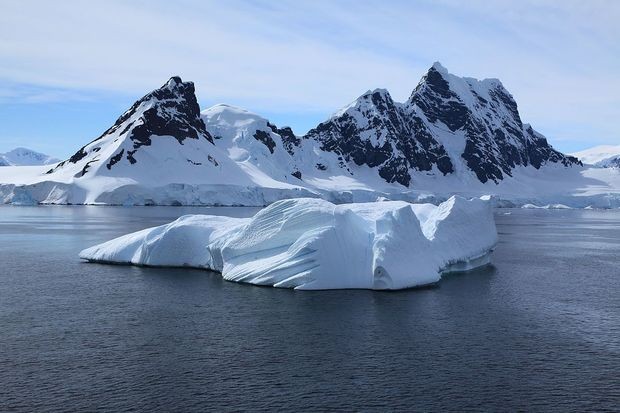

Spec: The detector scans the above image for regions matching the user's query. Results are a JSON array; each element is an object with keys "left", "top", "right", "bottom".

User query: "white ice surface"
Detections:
[
  {"left": 80, "top": 196, "right": 497, "bottom": 290},
  {"left": 571, "top": 145, "right": 620, "bottom": 165}
]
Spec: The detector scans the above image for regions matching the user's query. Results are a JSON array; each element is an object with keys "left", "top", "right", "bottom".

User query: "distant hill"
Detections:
[
  {"left": 0, "top": 148, "right": 59, "bottom": 166},
  {"left": 571, "top": 145, "right": 620, "bottom": 167}
]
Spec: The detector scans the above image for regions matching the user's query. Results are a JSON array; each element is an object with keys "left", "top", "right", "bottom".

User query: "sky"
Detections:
[{"left": 1, "top": 0, "right": 619, "bottom": 159}]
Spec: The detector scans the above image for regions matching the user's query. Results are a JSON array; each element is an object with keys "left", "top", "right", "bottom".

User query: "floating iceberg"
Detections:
[{"left": 80, "top": 196, "right": 498, "bottom": 290}]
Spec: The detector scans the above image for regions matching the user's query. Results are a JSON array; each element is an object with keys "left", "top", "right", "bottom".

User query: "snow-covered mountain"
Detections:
[
  {"left": 46, "top": 77, "right": 247, "bottom": 185},
  {"left": 202, "top": 63, "right": 580, "bottom": 190},
  {"left": 1, "top": 63, "right": 619, "bottom": 207},
  {"left": 0, "top": 148, "right": 59, "bottom": 166},
  {"left": 200, "top": 104, "right": 367, "bottom": 188},
  {"left": 201, "top": 104, "right": 307, "bottom": 185},
  {"left": 571, "top": 145, "right": 620, "bottom": 167},
  {"left": 0, "top": 77, "right": 317, "bottom": 205},
  {"left": 597, "top": 156, "right": 620, "bottom": 168},
  {"left": 304, "top": 87, "right": 453, "bottom": 187},
  {"left": 305, "top": 62, "right": 579, "bottom": 186}
]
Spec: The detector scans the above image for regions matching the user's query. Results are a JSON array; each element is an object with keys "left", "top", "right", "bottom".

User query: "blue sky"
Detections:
[{"left": 1, "top": 0, "right": 618, "bottom": 158}]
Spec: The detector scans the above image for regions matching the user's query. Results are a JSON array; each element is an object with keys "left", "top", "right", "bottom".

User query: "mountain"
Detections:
[
  {"left": 571, "top": 145, "right": 620, "bottom": 167},
  {"left": 46, "top": 77, "right": 237, "bottom": 182},
  {"left": 0, "top": 77, "right": 317, "bottom": 205},
  {"left": 0, "top": 148, "right": 59, "bottom": 166},
  {"left": 200, "top": 104, "right": 360, "bottom": 187},
  {"left": 597, "top": 156, "right": 620, "bottom": 168},
  {"left": 305, "top": 62, "right": 579, "bottom": 186},
  {"left": 202, "top": 62, "right": 580, "bottom": 191},
  {"left": 39, "top": 76, "right": 288, "bottom": 203},
  {"left": 304, "top": 88, "right": 453, "bottom": 187},
  {"left": 201, "top": 104, "right": 307, "bottom": 184},
  {"left": 1, "top": 63, "right": 618, "bottom": 208}
]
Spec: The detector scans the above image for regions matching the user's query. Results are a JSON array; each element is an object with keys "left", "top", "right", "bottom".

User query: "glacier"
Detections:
[{"left": 79, "top": 196, "right": 498, "bottom": 290}]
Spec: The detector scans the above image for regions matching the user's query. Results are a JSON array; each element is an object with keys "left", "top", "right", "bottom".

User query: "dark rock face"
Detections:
[
  {"left": 408, "top": 65, "right": 580, "bottom": 183},
  {"left": 267, "top": 122, "right": 300, "bottom": 156},
  {"left": 106, "top": 149, "right": 124, "bottom": 170},
  {"left": 253, "top": 130, "right": 276, "bottom": 154},
  {"left": 304, "top": 90, "right": 453, "bottom": 187},
  {"left": 101, "top": 77, "right": 212, "bottom": 149},
  {"left": 522, "top": 125, "right": 580, "bottom": 168},
  {"left": 409, "top": 68, "right": 469, "bottom": 132}
]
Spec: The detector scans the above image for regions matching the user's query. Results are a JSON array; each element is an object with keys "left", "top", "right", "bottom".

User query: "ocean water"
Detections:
[{"left": 0, "top": 206, "right": 618, "bottom": 412}]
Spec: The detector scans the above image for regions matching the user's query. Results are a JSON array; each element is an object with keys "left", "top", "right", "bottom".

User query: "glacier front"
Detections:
[{"left": 79, "top": 196, "right": 498, "bottom": 290}]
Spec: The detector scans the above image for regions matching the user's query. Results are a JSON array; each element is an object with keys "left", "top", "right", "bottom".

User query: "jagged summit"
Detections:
[
  {"left": 306, "top": 77, "right": 453, "bottom": 186},
  {"left": 44, "top": 76, "right": 243, "bottom": 185},
  {"left": 431, "top": 61, "right": 448, "bottom": 73},
  {"left": 332, "top": 88, "right": 394, "bottom": 120},
  {"left": 304, "top": 62, "right": 578, "bottom": 186},
  {"left": 166, "top": 76, "right": 183, "bottom": 86},
  {"left": 361, "top": 88, "right": 391, "bottom": 99},
  {"left": 407, "top": 63, "right": 578, "bottom": 182}
]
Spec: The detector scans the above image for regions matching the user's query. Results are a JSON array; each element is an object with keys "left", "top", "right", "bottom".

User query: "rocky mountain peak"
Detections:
[
  {"left": 166, "top": 76, "right": 183, "bottom": 87},
  {"left": 403, "top": 63, "right": 580, "bottom": 182},
  {"left": 305, "top": 77, "right": 454, "bottom": 187},
  {"left": 48, "top": 76, "right": 216, "bottom": 176},
  {"left": 305, "top": 63, "right": 579, "bottom": 186},
  {"left": 414, "top": 63, "right": 453, "bottom": 101}
]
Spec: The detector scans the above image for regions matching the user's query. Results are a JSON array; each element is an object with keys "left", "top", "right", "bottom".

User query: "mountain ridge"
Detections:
[
  {"left": 3, "top": 63, "right": 615, "bottom": 208},
  {"left": 45, "top": 63, "right": 580, "bottom": 188}
]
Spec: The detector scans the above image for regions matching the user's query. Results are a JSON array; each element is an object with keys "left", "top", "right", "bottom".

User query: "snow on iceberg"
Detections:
[{"left": 79, "top": 196, "right": 498, "bottom": 290}]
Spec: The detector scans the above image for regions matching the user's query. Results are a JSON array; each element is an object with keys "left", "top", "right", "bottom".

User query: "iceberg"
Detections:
[{"left": 79, "top": 196, "right": 498, "bottom": 290}]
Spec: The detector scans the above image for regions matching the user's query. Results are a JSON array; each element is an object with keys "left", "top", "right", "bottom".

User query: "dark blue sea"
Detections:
[{"left": 1, "top": 206, "right": 618, "bottom": 412}]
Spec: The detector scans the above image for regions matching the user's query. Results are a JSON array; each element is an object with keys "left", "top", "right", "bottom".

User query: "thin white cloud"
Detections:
[{"left": 0, "top": 0, "right": 618, "bottom": 146}]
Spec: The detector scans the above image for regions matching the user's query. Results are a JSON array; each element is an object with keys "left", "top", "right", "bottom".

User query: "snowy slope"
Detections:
[
  {"left": 201, "top": 104, "right": 307, "bottom": 187},
  {"left": 0, "top": 148, "right": 59, "bottom": 166},
  {"left": 571, "top": 145, "right": 620, "bottom": 167},
  {"left": 80, "top": 196, "right": 498, "bottom": 290},
  {"left": 200, "top": 103, "right": 403, "bottom": 194}
]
